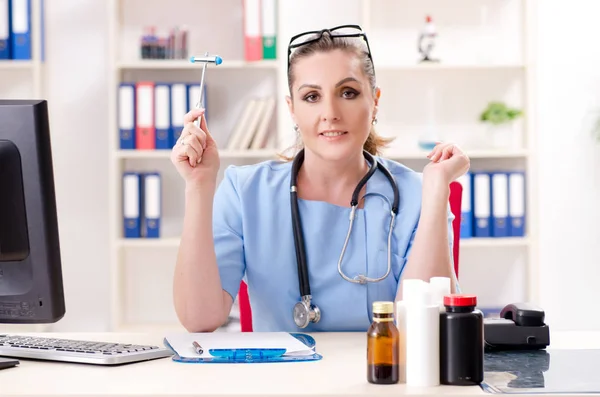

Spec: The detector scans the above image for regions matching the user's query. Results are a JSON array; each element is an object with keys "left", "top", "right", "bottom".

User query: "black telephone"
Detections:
[{"left": 484, "top": 302, "right": 550, "bottom": 351}]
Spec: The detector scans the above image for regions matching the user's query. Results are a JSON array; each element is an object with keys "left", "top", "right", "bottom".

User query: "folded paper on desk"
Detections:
[{"left": 163, "top": 332, "right": 323, "bottom": 363}]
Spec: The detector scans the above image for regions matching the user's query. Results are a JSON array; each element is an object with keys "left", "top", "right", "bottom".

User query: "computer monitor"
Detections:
[{"left": 0, "top": 99, "right": 66, "bottom": 324}]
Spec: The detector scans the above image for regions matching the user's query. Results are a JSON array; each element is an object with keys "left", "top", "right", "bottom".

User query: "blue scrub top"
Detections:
[{"left": 212, "top": 156, "right": 455, "bottom": 333}]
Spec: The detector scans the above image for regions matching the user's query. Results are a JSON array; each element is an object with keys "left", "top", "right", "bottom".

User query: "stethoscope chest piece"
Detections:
[{"left": 293, "top": 296, "right": 321, "bottom": 328}]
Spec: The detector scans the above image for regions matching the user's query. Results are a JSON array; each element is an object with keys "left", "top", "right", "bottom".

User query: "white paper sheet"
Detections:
[{"left": 164, "top": 332, "right": 315, "bottom": 359}]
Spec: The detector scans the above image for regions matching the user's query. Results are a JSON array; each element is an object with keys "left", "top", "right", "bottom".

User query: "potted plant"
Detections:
[{"left": 479, "top": 101, "right": 523, "bottom": 148}]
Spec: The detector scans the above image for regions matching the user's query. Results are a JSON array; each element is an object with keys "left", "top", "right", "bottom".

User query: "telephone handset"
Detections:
[{"left": 484, "top": 302, "right": 550, "bottom": 351}]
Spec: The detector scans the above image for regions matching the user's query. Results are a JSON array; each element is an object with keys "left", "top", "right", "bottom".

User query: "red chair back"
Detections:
[
  {"left": 449, "top": 181, "right": 462, "bottom": 278},
  {"left": 239, "top": 181, "right": 463, "bottom": 332},
  {"left": 239, "top": 281, "right": 253, "bottom": 332}
]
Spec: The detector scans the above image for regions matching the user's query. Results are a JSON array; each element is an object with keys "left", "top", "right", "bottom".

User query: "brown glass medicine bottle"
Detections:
[{"left": 367, "top": 301, "right": 399, "bottom": 384}]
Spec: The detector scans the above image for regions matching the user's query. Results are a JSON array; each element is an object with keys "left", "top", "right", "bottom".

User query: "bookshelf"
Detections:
[
  {"left": 107, "top": 0, "right": 538, "bottom": 332},
  {"left": 0, "top": 0, "right": 44, "bottom": 100}
]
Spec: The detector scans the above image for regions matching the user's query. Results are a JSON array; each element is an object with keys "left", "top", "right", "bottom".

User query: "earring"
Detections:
[
  {"left": 294, "top": 124, "right": 299, "bottom": 133},
  {"left": 372, "top": 117, "right": 378, "bottom": 125}
]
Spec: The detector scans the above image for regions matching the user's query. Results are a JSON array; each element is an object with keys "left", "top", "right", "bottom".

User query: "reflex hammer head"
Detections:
[{"left": 190, "top": 55, "right": 223, "bottom": 65}]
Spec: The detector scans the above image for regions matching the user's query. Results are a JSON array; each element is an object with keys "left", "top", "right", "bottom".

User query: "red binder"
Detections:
[
  {"left": 243, "top": 0, "right": 263, "bottom": 61},
  {"left": 135, "top": 81, "right": 155, "bottom": 150}
]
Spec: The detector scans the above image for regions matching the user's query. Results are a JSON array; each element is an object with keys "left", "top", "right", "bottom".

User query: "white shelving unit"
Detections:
[
  {"left": 0, "top": 0, "right": 44, "bottom": 100},
  {"left": 107, "top": 0, "right": 538, "bottom": 332}
]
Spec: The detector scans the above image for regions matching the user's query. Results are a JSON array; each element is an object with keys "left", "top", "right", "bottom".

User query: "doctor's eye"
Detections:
[
  {"left": 303, "top": 93, "right": 320, "bottom": 103},
  {"left": 341, "top": 89, "right": 359, "bottom": 99}
]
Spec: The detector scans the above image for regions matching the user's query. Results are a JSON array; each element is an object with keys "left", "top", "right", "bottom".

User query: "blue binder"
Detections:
[
  {"left": 142, "top": 172, "right": 161, "bottom": 238},
  {"left": 508, "top": 171, "right": 526, "bottom": 236},
  {"left": 118, "top": 83, "right": 136, "bottom": 149},
  {"left": 491, "top": 172, "right": 510, "bottom": 237},
  {"left": 187, "top": 82, "right": 208, "bottom": 122},
  {"left": 9, "top": 0, "right": 31, "bottom": 60},
  {"left": 154, "top": 83, "right": 171, "bottom": 149},
  {"left": 0, "top": 0, "right": 9, "bottom": 59},
  {"left": 163, "top": 333, "right": 323, "bottom": 364},
  {"left": 473, "top": 172, "right": 492, "bottom": 237},
  {"left": 169, "top": 82, "right": 187, "bottom": 146},
  {"left": 122, "top": 172, "right": 141, "bottom": 238},
  {"left": 457, "top": 173, "right": 472, "bottom": 238}
]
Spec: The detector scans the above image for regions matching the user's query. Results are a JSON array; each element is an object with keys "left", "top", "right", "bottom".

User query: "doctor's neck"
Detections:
[{"left": 297, "top": 149, "right": 369, "bottom": 201}]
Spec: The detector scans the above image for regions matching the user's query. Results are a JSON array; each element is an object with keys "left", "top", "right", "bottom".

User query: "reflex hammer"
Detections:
[{"left": 189, "top": 52, "right": 223, "bottom": 126}]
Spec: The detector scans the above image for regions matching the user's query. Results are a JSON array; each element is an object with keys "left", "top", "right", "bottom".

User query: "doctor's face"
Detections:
[{"left": 287, "top": 49, "right": 378, "bottom": 162}]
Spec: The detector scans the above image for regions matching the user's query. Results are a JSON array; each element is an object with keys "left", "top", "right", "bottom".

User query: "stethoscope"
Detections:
[{"left": 290, "top": 149, "right": 400, "bottom": 328}]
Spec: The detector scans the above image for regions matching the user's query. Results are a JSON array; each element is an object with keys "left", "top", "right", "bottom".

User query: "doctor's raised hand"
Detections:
[
  {"left": 424, "top": 142, "right": 470, "bottom": 185},
  {"left": 170, "top": 108, "right": 220, "bottom": 188}
]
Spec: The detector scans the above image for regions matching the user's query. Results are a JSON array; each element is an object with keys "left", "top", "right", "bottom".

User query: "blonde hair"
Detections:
[{"left": 278, "top": 30, "right": 394, "bottom": 161}]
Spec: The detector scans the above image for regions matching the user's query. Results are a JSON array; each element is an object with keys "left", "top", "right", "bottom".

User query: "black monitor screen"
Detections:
[
  {"left": 0, "top": 100, "right": 65, "bottom": 324},
  {"left": 0, "top": 140, "right": 30, "bottom": 263}
]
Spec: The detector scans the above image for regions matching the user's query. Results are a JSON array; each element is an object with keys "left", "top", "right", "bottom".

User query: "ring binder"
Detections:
[{"left": 163, "top": 333, "right": 323, "bottom": 364}]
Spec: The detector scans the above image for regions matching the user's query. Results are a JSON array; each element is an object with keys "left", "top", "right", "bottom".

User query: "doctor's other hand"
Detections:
[
  {"left": 170, "top": 108, "right": 220, "bottom": 188},
  {"left": 424, "top": 142, "right": 470, "bottom": 185}
]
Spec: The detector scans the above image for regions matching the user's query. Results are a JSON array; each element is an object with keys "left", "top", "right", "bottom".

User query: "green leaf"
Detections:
[{"left": 480, "top": 101, "right": 523, "bottom": 124}]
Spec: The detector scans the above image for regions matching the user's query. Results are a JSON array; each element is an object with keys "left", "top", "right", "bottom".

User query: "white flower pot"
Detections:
[{"left": 488, "top": 123, "right": 516, "bottom": 149}]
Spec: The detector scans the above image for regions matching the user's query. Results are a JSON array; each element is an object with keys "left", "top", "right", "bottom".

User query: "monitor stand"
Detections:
[{"left": 0, "top": 357, "right": 19, "bottom": 370}]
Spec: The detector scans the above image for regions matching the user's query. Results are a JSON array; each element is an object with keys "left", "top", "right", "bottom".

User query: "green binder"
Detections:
[{"left": 261, "top": 0, "right": 277, "bottom": 59}]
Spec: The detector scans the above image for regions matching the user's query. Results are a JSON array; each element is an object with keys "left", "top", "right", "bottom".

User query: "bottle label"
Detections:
[{"left": 374, "top": 342, "right": 395, "bottom": 364}]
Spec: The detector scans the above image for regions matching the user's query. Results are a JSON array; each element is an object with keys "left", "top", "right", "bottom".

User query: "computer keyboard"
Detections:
[{"left": 0, "top": 334, "right": 173, "bottom": 365}]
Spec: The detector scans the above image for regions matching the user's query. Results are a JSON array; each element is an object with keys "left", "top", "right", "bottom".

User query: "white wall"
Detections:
[
  {"left": 535, "top": 1, "right": 600, "bottom": 330},
  {"left": 24, "top": 0, "right": 600, "bottom": 332},
  {"left": 44, "top": 0, "right": 111, "bottom": 331}
]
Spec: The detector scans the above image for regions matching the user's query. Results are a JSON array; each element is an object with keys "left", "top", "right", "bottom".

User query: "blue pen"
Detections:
[
  {"left": 192, "top": 341, "right": 203, "bottom": 355},
  {"left": 208, "top": 348, "right": 286, "bottom": 360}
]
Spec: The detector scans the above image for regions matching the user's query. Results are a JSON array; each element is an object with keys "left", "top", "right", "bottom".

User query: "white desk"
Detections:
[{"left": 0, "top": 331, "right": 598, "bottom": 397}]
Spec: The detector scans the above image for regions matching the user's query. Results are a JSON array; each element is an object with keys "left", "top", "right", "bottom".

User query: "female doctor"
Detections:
[{"left": 171, "top": 26, "right": 470, "bottom": 333}]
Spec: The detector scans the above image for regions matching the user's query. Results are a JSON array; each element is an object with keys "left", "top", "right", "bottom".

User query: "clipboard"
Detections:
[{"left": 163, "top": 332, "right": 323, "bottom": 364}]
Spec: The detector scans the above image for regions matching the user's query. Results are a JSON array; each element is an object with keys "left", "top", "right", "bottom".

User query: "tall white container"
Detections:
[
  {"left": 430, "top": 276, "right": 451, "bottom": 312},
  {"left": 397, "top": 278, "right": 426, "bottom": 384},
  {"left": 405, "top": 282, "right": 440, "bottom": 387},
  {"left": 402, "top": 279, "right": 425, "bottom": 302},
  {"left": 395, "top": 300, "right": 407, "bottom": 383}
]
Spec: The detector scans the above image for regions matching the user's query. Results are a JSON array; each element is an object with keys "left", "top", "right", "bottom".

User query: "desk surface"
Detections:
[{"left": 0, "top": 331, "right": 598, "bottom": 397}]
